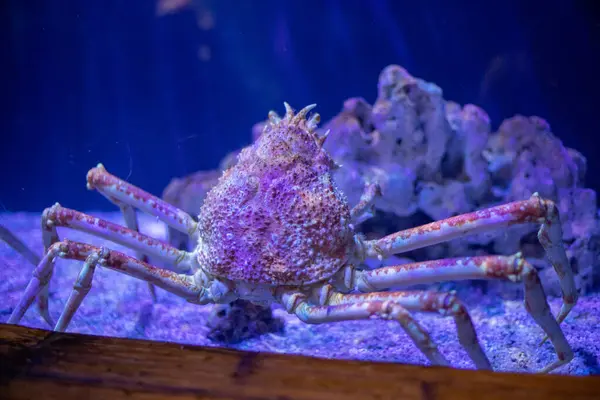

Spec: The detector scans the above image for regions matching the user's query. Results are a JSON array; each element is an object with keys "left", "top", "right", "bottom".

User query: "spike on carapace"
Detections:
[
  {"left": 317, "top": 129, "right": 330, "bottom": 147},
  {"left": 283, "top": 102, "right": 294, "bottom": 120},
  {"left": 268, "top": 110, "right": 281, "bottom": 125},
  {"left": 307, "top": 113, "right": 321, "bottom": 132},
  {"left": 292, "top": 104, "right": 317, "bottom": 124}
]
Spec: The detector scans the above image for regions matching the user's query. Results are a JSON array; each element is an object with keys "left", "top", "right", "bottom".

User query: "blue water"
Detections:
[{"left": 1, "top": 0, "right": 599, "bottom": 211}]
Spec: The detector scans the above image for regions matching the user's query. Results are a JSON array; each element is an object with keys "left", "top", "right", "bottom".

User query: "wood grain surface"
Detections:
[{"left": 0, "top": 323, "right": 598, "bottom": 400}]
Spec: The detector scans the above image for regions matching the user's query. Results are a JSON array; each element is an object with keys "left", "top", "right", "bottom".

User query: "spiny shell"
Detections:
[{"left": 196, "top": 103, "right": 354, "bottom": 285}]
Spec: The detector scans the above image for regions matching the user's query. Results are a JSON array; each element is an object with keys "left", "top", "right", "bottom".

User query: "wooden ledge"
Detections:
[{"left": 0, "top": 323, "right": 598, "bottom": 400}]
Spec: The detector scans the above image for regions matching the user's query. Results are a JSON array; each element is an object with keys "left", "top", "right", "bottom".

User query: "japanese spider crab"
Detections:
[{"left": 5, "top": 103, "right": 577, "bottom": 373}]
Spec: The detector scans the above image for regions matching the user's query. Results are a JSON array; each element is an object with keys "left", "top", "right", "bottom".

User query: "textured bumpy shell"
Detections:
[{"left": 196, "top": 104, "right": 354, "bottom": 285}]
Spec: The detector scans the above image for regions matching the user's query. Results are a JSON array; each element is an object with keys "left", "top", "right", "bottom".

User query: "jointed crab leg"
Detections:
[
  {"left": 8, "top": 240, "right": 209, "bottom": 331},
  {"left": 0, "top": 221, "right": 54, "bottom": 327},
  {"left": 54, "top": 247, "right": 105, "bottom": 331},
  {"left": 364, "top": 193, "right": 577, "bottom": 327},
  {"left": 117, "top": 204, "right": 157, "bottom": 301},
  {"left": 279, "top": 291, "right": 449, "bottom": 367},
  {"left": 33, "top": 203, "right": 198, "bottom": 326},
  {"left": 0, "top": 224, "right": 48, "bottom": 323},
  {"left": 351, "top": 254, "right": 573, "bottom": 373},
  {"left": 330, "top": 290, "right": 491, "bottom": 370},
  {"left": 0, "top": 224, "right": 41, "bottom": 266},
  {"left": 87, "top": 164, "right": 193, "bottom": 300},
  {"left": 86, "top": 164, "right": 199, "bottom": 238},
  {"left": 41, "top": 203, "right": 197, "bottom": 273},
  {"left": 350, "top": 182, "right": 382, "bottom": 224}
]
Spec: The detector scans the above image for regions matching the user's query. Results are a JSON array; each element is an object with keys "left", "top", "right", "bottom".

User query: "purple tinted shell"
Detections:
[{"left": 196, "top": 104, "right": 354, "bottom": 285}]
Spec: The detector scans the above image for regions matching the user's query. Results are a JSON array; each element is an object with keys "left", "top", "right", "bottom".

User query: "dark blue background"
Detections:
[{"left": 1, "top": 0, "right": 599, "bottom": 212}]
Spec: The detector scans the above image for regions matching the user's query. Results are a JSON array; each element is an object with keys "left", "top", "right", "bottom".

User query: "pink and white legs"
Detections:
[
  {"left": 281, "top": 252, "right": 571, "bottom": 372},
  {"left": 86, "top": 164, "right": 198, "bottom": 237},
  {"left": 363, "top": 193, "right": 577, "bottom": 326},
  {"left": 0, "top": 224, "right": 41, "bottom": 267},
  {"left": 8, "top": 240, "right": 211, "bottom": 332},
  {"left": 278, "top": 289, "right": 450, "bottom": 368},
  {"left": 86, "top": 164, "right": 200, "bottom": 300},
  {"left": 8, "top": 164, "right": 202, "bottom": 328},
  {"left": 348, "top": 254, "right": 572, "bottom": 373},
  {"left": 283, "top": 193, "right": 576, "bottom": 373},
  {"left": 40, "top": 204, "right": 197, "bottom": 273}
]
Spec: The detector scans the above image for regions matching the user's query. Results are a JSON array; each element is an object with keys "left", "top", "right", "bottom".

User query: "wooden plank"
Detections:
[{"left": 0, "top": 323, "right": 598, "bottom": 400}]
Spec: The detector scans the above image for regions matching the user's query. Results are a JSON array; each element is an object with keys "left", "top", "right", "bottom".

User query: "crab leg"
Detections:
[
  {"left": 0, "top": 224, "right": 41, "bottom": 266},
  {"left": 350, "top": 182, "right": 381, "bottom": 224},
  {"left": 118, "top": 204, "right": 157, "bottom": 301},
  {"left": 86, "top": 164, "right": 198, "bottom": 237},
  {"left": 1, "top": 223, "right": 55, "bottom": 327},
  {"left": 34, "top": 203, "right": 198, "bottom": 326},
  {"left": 364, "top": 193, "right": 577, "bottom": 327},
  {"left": 328, "top": 289, "right": 491, "bottom": 369},
  {"left": 8, "top": 240, "right": 210, "bottom": 330},
  {"left": 88, "top": 164, "right": 199, "bottom": 299},
  {"left": 351, "top": 254, "right": 572, "bottom": 373},
  {"left": 54, "top": 247, "right": 106, "bottom": 331},
  {"left": 90, "top": 165, "right": 182, "bottom": 300},
  {"left": 0, "top": 224, "right": 51, "bottom": 325},
  {"left": 41, "top": 203, "right": 196, "bottom": 273},
  {"left": 279, "top": 291, "right": 449, "bottom": 367}
]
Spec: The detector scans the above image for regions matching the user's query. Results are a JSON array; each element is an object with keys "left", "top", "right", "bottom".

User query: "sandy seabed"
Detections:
[{"left": 1, "top": 211, "right": 599, "bottom": 376}]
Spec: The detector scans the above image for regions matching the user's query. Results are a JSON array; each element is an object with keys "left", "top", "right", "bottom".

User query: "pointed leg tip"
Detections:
[
  {"left": 41, "top": 312, "right": 55, "bottom": 328},
  {"left": 477, "top": 359, "right": 493, "bottom": 371},
  {"left": 7, "top": 313, "right": 19, "bottom": 325},
  {"left": 538, "top": 362, "right": 561, "bottom": 374},
  {"left": 556, "top": 302, "right": 575, "bottom": 325},
  {"left": 53, "top": 321, "right": 66, "bottom": 332},
  {"left": 147, "top": 282, "right": 158, "bottom": 303}
]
